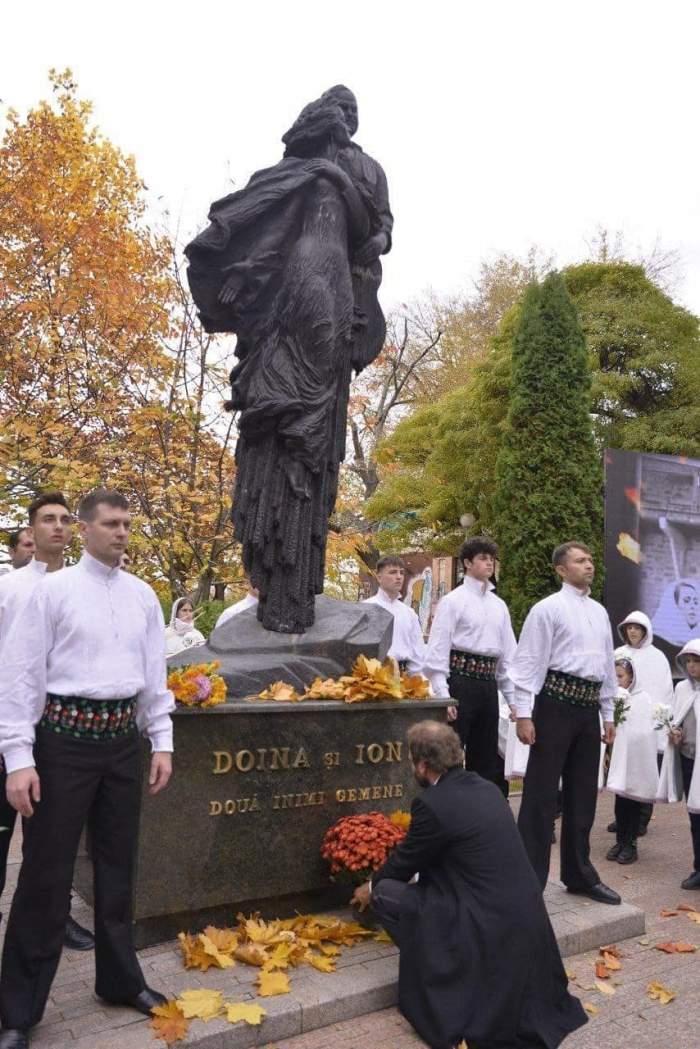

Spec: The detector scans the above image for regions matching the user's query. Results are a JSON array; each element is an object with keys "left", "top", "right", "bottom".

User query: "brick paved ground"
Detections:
[
  {"left": 261, "top": 791, "right": 700, "bottom": 1049},
  {"left": 2, "top": 791, "right": 698, "bottom": 1048}
]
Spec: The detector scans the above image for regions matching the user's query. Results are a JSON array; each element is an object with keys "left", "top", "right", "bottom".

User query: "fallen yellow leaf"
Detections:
[
  {"left": 686, "top": 911, "right": 700, "bottom": 925},
  {"left": 257, "top": 970, "right": 291, "bottom": 996},
  {"left": 601, "top": 951, "right": 621, "bottom": 971},
  {"left": 582, "top": 1002, "right": 599, "bottom": 1016},
  {"left": 176, "top": 988, "right": 224, "bottom": 1021},
  {"left": 594, "top": 980, "right": 616, "bottom": 996},
  {"left": 150, "top": 1001, "right": 189, "bottom": 1045},
  {"left": 305, "top": 950, "right": 336, "bottom": 973},
  {"left": 225, "top": 1002, "right": 267, "bottom": 1026},
  {"left": 200, "top": 934, "right": 236, "bottom": 969},
  {"left": 647, "top": 981, "right": 677, "bottom": 1005}
]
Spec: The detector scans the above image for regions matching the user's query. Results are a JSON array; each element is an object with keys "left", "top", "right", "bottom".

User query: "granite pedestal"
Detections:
[{"left": 73, "top": 698, "right": 450, "bottom": 947}]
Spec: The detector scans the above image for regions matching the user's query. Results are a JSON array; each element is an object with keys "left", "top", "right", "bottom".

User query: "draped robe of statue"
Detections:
[{"left": 185, "top": 96, "right": 392, "bottom": 632}]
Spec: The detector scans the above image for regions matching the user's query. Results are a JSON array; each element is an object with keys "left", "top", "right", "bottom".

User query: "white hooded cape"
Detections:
[
  {"left": 165, "top": 596, "right": 206, "bottom": 658},
  {"left": 606, "top": 660, "right": 659, "bottom": 803},
  {"left": 616, "top": 610, "right": 674, "bottom": 753},
  {"left": 656, "top": 638, "right": 700, "bottom": 814}
]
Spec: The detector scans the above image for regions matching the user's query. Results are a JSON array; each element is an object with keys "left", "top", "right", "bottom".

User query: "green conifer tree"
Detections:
[{"left": 493, "top": 272, "right": 602, "bottom": 629}]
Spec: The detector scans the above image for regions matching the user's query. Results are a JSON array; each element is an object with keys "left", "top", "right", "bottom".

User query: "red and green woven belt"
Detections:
[
  {"left": 40, "top": 694, "right": 136, "bottom": 740},
  {"left": 541, "top": 669, "right": 601, "bottom": 708},
  {"left": 449, "top": 649, "right": 497, "bottom": 681}
]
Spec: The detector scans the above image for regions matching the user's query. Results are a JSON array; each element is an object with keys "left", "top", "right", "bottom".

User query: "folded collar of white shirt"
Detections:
[
  {"left": 79, "top": 551, "right": 122, "bottom": 581},
  {"left": 461, "top": 574, "right": 493, "bottom": 597},
  {"left": 561, "top": 581, "right": 591, "bottom": 599}
]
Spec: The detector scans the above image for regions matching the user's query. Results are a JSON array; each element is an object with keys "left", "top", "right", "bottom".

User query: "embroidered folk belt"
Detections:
[
  {"left": 40, "top": 694, "right": 136, "bottom": 740},
  {"left": 449, "top": 649, "right": 497, "bottom": 681},
  {"left": 541, "top": 669, "right": 601, "bottom": 708}
]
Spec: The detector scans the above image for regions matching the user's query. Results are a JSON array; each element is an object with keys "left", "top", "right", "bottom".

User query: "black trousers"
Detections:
[
  {"left": 0, "top": 728, "right": 145, "bottom": 1029},
  {"left": 517, "top": 694, "right": 601, "bottom": 891},
  {"left": 449, "top": 674, "right": 503, "bottom": 792},
  {"left": 680, "top": 754, "right": 700, "bottom": 872},
  {"left": 371, "top": 876, "right": 407, "bottom": 949},
  {"left": 614, "top": 795, "right": 642, "bottom": 846}
]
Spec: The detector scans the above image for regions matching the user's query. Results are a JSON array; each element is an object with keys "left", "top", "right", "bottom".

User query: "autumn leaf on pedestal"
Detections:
[
  {"left": 258, "top": 681, "right": 300, "bottom": 702},
  {"left": 257, "top": 970, "right": 291, "bottom": 996},
  {"left": 150, "top": 1001, "right": 189, "bottom": 1044},
  {"left": 176, "top": 988, "right": 225, "bottom": 1021},
  {"left": 235, "top": 943, "right": 269, "bottom": 967},
  {"left": 199, "top": 933, "right": 236, "bottom": 968},
  {"left": 647, "top": 981, "right": 677, "bottom": 1005},
  {"left": 400, "top": 673, "right": 431, "bottom": 699},
  {"left": 225, "top": 1001, "right": 267, "bottom": 1025},
  {"left": 202, "top": 925, "right": 238, "bottom": 954},
  {"left": 303, "top": 677, "right": 346, "bottom": 700},
  {"left": 304, "top": 950, "right": 337, "bottom": 973}
]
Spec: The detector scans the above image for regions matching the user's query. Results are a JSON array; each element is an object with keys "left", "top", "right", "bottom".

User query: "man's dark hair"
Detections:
[
  {"left": 552, "top": 540, "right": 592, "bottom": 567},
  {"left": 376, "top": 555, "right": 406, "bottom": 573},
  {"left": 28, "top": 491, "right": 71, "bottom": 525},
  {"left": 674, "top": 581, "right": 697, "bottom": 605},
  {"left": 78, "top": 488, "right": 130, "bottom": 522},
  {"left": 7, "top": 527, "right": 30, "bottom": 551},
  {"left": 459, "top": 536, "right": 498, "bottom": 565},
  {"left": 408, "top": 721, "right": 464, "bottom": 775}
]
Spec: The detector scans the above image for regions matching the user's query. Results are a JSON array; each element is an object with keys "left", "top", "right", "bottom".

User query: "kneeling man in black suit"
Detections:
[{"left": 352, "top": 721, "right": 586, "bottom": 1049}]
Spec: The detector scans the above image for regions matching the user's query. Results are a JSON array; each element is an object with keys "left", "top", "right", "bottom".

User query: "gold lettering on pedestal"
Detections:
[
  {"left": 211, "top": 747, "right": 309, "bottom": 774},
  {"left": 335, "top": 783, "right": 404, "bottom": 803},
  {"left": 272, "top": 791, "right": 326, "bottom": 810},
  {"left": 354, "top": 741, "right": 403, "bottom": 765},
  {"left": 212, "top": 751, "right": 233, "bottom": 775},
  {"left": 209, "top": 796, "right": 260, "bottom": 816}
]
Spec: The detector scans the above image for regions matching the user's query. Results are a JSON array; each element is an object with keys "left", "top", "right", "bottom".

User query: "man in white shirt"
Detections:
[
  {"left": 0, "top": 489, "right": 175, "bottom": 1047},
  {"left": 0, "top": 530, "right": 35, "bottom": 576},
  {"left": 363, "top": 556, "right": 425, "bottom": 675},
  {"left": 214, "top": 584, "right": 259, "bottom": 631},
  {"left": 0, "top": 493, "right": 94, "bottom": 955},
  {"left": 424, "top": 537, "right": 516, "bottom": 793},
  {"left": 509, "top": 541, "right": 620, "bottom": 904}
]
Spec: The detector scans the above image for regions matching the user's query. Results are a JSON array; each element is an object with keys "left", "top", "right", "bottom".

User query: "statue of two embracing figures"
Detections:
[{"left": 185, "top": 86, "right": 392, "bottom": 633}]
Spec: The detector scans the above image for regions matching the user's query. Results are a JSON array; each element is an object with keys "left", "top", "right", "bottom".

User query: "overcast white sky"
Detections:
[{"left": 3, "top": 1, "right": 700, "bottom": 315}]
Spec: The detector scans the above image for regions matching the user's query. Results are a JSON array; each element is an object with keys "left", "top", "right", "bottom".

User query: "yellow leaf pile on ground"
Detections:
[
  {"left": 179, "top": 912, "right": 377, "bottom": 979},
  {"left": 252, "top": 655, "right": 431, "bottom": 704}
]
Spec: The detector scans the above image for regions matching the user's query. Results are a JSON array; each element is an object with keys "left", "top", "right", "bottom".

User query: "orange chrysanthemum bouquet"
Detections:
[
  {"left": 167, "top": 661, "right": 227, "bottom": 708},
  {"left": 321, "top": 812, "right": 407, "bottom": 885}
]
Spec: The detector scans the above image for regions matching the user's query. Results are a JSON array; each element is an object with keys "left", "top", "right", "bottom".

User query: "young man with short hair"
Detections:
[
  {"left": 1, "top": 530, "right": 35, "bottom": 574},
  {"left": 423, "top": 537, "right": 516, "bottom": 791},
  {"left": 0, "top": 493, "right": 94, "bottom": 952},
  {"left": 0, "top": 489, "right": 175, "bottom": 1048},
  {"left": 510, "top": 541, "right": 620, "bottom": 903},
  {"left": 363, "top": 556, "right": 425, "bottom": 675}
]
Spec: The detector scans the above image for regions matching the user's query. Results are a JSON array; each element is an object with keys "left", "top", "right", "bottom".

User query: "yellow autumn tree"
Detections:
[{"left": 0, "top": 70, "right": 240, "bottom": 599}]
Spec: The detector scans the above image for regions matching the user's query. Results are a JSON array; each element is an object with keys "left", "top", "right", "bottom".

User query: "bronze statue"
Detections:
[{"left": 185, "top": 86, "right": 392, "bottom": 632}]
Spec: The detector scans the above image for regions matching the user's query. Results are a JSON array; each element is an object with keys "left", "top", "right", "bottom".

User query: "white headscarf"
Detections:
[{"left": 616, "top": 610, "right": 674, "bottom": 752}]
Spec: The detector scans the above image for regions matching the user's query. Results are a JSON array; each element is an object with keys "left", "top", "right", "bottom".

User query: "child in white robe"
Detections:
[
  {"left": 657, "top": 638, "right": 700, "bottom": 890},
  {"left": 605, "top": 657, "right": 659, "bottom": 865}
]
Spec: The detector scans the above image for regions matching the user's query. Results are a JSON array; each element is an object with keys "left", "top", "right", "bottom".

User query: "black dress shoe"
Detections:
[
  {"left": 606, "top": 843, "right": 622, "bottom": 861},
  {"left": 681, "top": 871, "right": 700, "bottom": 890},
  {"left": 617, "top": 844, "right": 638, "bottom": 865},
  {"left": 63, "top": 915, "right": 95, "bottom": 951},
  {"left": 0, "top": 1031, "right": 29, "bottom": 1048},
  {"left": 102, "top": 986, "right": 167, "bottom": 1015},
  {"left": 567, "top": 882, "right": 621, "bottom": 905},
  {"left": 637, "top": 824, "right": 648, "bottom": 837},
  {"left": 607, "top": 820, "right": 617, "bottom": 833}
]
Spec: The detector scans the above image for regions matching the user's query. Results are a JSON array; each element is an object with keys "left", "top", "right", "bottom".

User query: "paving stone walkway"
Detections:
[{"left": 1, "top": 791, "right": 695, "bottom": 1048}]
